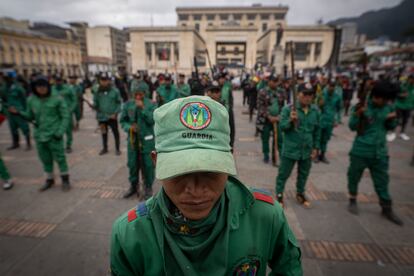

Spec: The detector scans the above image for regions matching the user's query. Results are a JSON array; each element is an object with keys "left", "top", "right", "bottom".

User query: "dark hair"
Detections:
[{"left": 370, "top": 80, "right": 398, "bottom": 100}]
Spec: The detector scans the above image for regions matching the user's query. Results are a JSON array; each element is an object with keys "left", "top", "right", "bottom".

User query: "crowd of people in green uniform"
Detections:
[{"left": 1, "top": 65, "right": 413, "bottom": 275}]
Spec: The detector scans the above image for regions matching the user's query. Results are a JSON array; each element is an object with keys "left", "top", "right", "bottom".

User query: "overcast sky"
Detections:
[{"left": 0, "top": 0, "right": 402, "bottom": 28}]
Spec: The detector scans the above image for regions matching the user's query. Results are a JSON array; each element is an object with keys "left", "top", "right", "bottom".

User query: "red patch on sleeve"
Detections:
[
  {"left": 253, "top": 192, "right": 274, "bottom": 205},
  {"left": 127, "top": 209, "right": 137, "bottom": 222}
]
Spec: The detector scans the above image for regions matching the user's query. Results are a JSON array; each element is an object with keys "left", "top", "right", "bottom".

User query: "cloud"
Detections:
[{"left": 0, "top": 0, "right": 402, "bottom": 28}]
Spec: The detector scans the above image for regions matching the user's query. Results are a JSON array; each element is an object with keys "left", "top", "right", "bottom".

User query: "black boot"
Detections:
[
  {"left": 123, "top": 184, "right": 139, "bottom": 199},
  {"left": 296, "top": 193, "right": 311, "bottom": 208},
  {"left": 25, "top": 135, "right": 31, "bottom": 151},
  {"left": 61, "top": 174, "right": 71, "bottom": 191},
  {"left": 380, "top": 200, "right": 403, "bottom": 226},
  {"left": 320, "top": 152, "right": 330, "bottom": 164},
  {"left": 7, "top": 134, "right": 19, "bottom": 150},
  {"left": 144, "top": 187, "right": 153, "bottom": 200},
  {"left": 99, "top": 148, "right": 108, "bottom": 155},
  {"left": 39, "top": 178, "right": 54, "bottom": 192},
  {"left": 348, "top": 197, "right": 359, "bottom": 215},
  {"left": 313, "top": 154, "right": 320, "bottom": 163},
  {"left": 276, "top": 193, "right": 284, "bottom": 208}
]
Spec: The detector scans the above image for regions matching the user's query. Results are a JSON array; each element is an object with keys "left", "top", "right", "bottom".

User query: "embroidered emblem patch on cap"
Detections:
[{"left": 180, "top": 102, "right": 212, "bottom": 130}]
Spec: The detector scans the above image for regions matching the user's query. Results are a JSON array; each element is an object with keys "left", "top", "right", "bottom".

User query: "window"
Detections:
[
  {"left": 248, "top": 22, "right": 254, "bottom": 26},
  {"left": 220, "top": 46, "right": 226, "bottom": 55},
  {"left": 260, "top": 14, "right": 270, "bottom": 20},
  {"left": 314, "top": 42, "right": 322, "bottom": 61},
  {"left": 293, "top": 42, "right": 310, "bottom": 61},
  {"left": 181, "top": 23, "right": 187, "bottom": 27},
  {"left": 274, "top": 13, "right": 285, "bottom": 20},
  {"left": 178, "top": 14, "right": 188, "bottom": 21},
  {"left": 233, "top": 14, "right": 242, "bottom": 20},
  {"left": 247, "top": 14, "right": 256, "bottom": 20},
  {"left": 262, "top": 23, "right": 267, "bottom": 32},
  {"left": 193, "top": 14, "right": 202, "bottom": 20},
  {"left": 219, "top": 14, "right": 229, "bottom": 20},
  {"left": 195, "top": 23, "right": 200, "bottom": 32},
  {"left": 174, "top": 42, "right": 179, "bottom": 61},
  {"left": 206, "top": 14, "right": 215, "bottom": 21},
  {"left": 156, "top": 43, "right": 170, "bottom": 61},
  {"left": 208, "top": 22, "right": 213, "bottom": 27}
]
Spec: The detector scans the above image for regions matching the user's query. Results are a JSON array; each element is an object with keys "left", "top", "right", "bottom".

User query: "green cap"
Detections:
[
  {"left": 154, "top": 96, "right": 236, "bottom": 180},
  {"left": 131, "top": 81, "right": 148, "bottom": 94}
]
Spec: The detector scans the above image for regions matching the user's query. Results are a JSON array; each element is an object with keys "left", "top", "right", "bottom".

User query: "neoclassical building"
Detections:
[
  {"left": 0, "top": 17, "right": 82, "bottom": 77},
  {"left": 128, "top": 4, "right": 341, "bottom": 75}
]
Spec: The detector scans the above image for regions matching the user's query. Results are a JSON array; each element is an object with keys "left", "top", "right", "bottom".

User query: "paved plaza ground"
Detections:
[{"left": 0, "top": 91, "right": 413, "bottom": 275}]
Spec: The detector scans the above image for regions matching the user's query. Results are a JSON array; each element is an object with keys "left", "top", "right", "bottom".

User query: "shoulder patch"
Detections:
[
  {"left": 253, "top": 192, "right": 274, "bottom": 205},
  {"left": 136, "top": 201, "right": 148, "bottom": 217},
  {"left": 127, "top": 209, "right": 137, "bottom": 222}
]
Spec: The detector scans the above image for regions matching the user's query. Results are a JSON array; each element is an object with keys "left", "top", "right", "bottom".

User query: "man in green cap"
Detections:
[
  {"left": 110, "top": 96, "right": 302, "bottom": 276},
  {"left": 93, "top": 72, "right": 122, "bottom": 155},
  {"left": 4, "top": 73, "right": 31, "bottom": 150},
  {"left": 68, "top": 75, "right": 83, "bottom": 130},
  {"left": 347, "top": 80, "right": 403, "bottom": 225},
  {"left": 130, "top": 72, "right": 151, "bottom": 99},
  {"left": 315, "top": 81, "right": 342, "bottom": 164},
  {"left": 120, "top": 82, "right": 156, "bottom": 199},
  {"left": 275, "top": 83, "right": 320, "bottom": 208},
  {"left": 0, "top": 107, "right": 13, "bottom": 190},
  {"left": 176, "top": 73, "right": 191, "bottom": 98},
  {"left": 52, "top": 75, "right": 76, "bottom": 153},
  {"left": 156, "top": 74, "right": 178, "bottom": 106},
  {"left": 257, "top": 75, "right": 283, "bottom": 166},
  {"left": 8, "top": 76, "right": 71, "bottom": 191}
]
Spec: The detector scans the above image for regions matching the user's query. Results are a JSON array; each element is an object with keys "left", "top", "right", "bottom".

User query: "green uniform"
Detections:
[
  {"left": 156, "top": 84, "right": 178, "bottom": 106},
  {"left": 69, "top": 83, "right": 83, "bottom": 122},
  {"left": 120, "top": 97, "right": 156, "bottom": 189},
  {"left": 111, "top": 176, "right": 302, "bottom": 276},
  {"left": 0, "top": 153, "right": 11, "bottom": 181},
  {"left": 257, "top": 86, "right": 282, "bottom": 161},
  {"left": 396, "top": 81, "right": 414, "bottom": 110},
  {"left": 319, "top": 89, "right": 342, "bottom": 153},
  {"left": 20, "top": 94, "right": 70, "bottom": 174},
  {"left": 176, "top": 83, "right": 191, "bottom": 98},
  {"left": 6, "top": 82, "right": 30, "bottom": 141},
  {"left": 256, "top": 79, "right": 267, "bottom": 92},
  {"left": 276, "top": 104, "right": 321, "bottom": 194},
  {"left": 52, "top": 84, "right": 76, "bottom": 149},
  {"left": 93, "top": 86, "right": 122, "bottom": 122},
  {"left": 334, "top": 85, "right": 344, "bottom": 123},
  {"left": 347, "top": 101, "right": 398, "bottom": 201}
]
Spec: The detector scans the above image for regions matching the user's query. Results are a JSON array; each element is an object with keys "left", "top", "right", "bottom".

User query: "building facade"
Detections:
[
  {"left": 129, "top": 4, "right": 340, "bottom": 75},
  {"left": 0, "top": 17, "right": 82, "bottom": 77},
  {"left": 86, "top": 26, "right": 127, "bottom": 75}
]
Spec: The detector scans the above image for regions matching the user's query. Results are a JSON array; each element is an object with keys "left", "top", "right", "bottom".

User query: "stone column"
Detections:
[
  {"left": 309, "top": 43, "right": 316, "bottom": 67},
  {"left": 151, "top": 42, "right": 156, "bottom": 68},
  {"left": 170, "top": 42, "right": 175, "bottom": 66}
]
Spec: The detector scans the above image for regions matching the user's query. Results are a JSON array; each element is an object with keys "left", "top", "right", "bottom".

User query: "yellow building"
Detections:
[
  {"left": 0, "top": 17, "right": 82, "bottom": 77},
  {"left": 128, "top": 4, "right": 340, "bottom": 75}
]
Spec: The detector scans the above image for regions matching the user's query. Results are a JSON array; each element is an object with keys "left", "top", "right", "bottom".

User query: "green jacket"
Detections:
[
  {"left": 349, "top": 101, "right": 397, "bottom": 158},
  {"left": 395, "top": 82, "right": 414, "bottom": 110},
  {"left": 320, "top": 90, "right": 342, "bottom": 128},
  {"left": 111, "top": 177, "right": 302, "bottom": 276},
  {"left": 69, "top": 83, "right": 83, "bottom": 99},
  {"left": 93, "top": 85, "right": 122, "bottom": 122},
  {"left": 220, "top": 81, "right": 233, "bottom": 112},
  {"left": 52, "top": 84, "right": 77, "bottom": 113},
  {"left": 6, "top": 82, "right": 27, "bottom": 112},
  {"left": 156, "top": 84, "right": 178, "bottom": 106},
  {"left": 120, "top": 98, "right": 156, "bottom": 153},
  {"left": 279, "top": 104, "right": 321, "bottom": 160},
  {"left": 21, "top": 94, "right": 69, "bottom": 142},
  {"left": 176, "top": 83, "right": 191, "bottom": 98}
]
